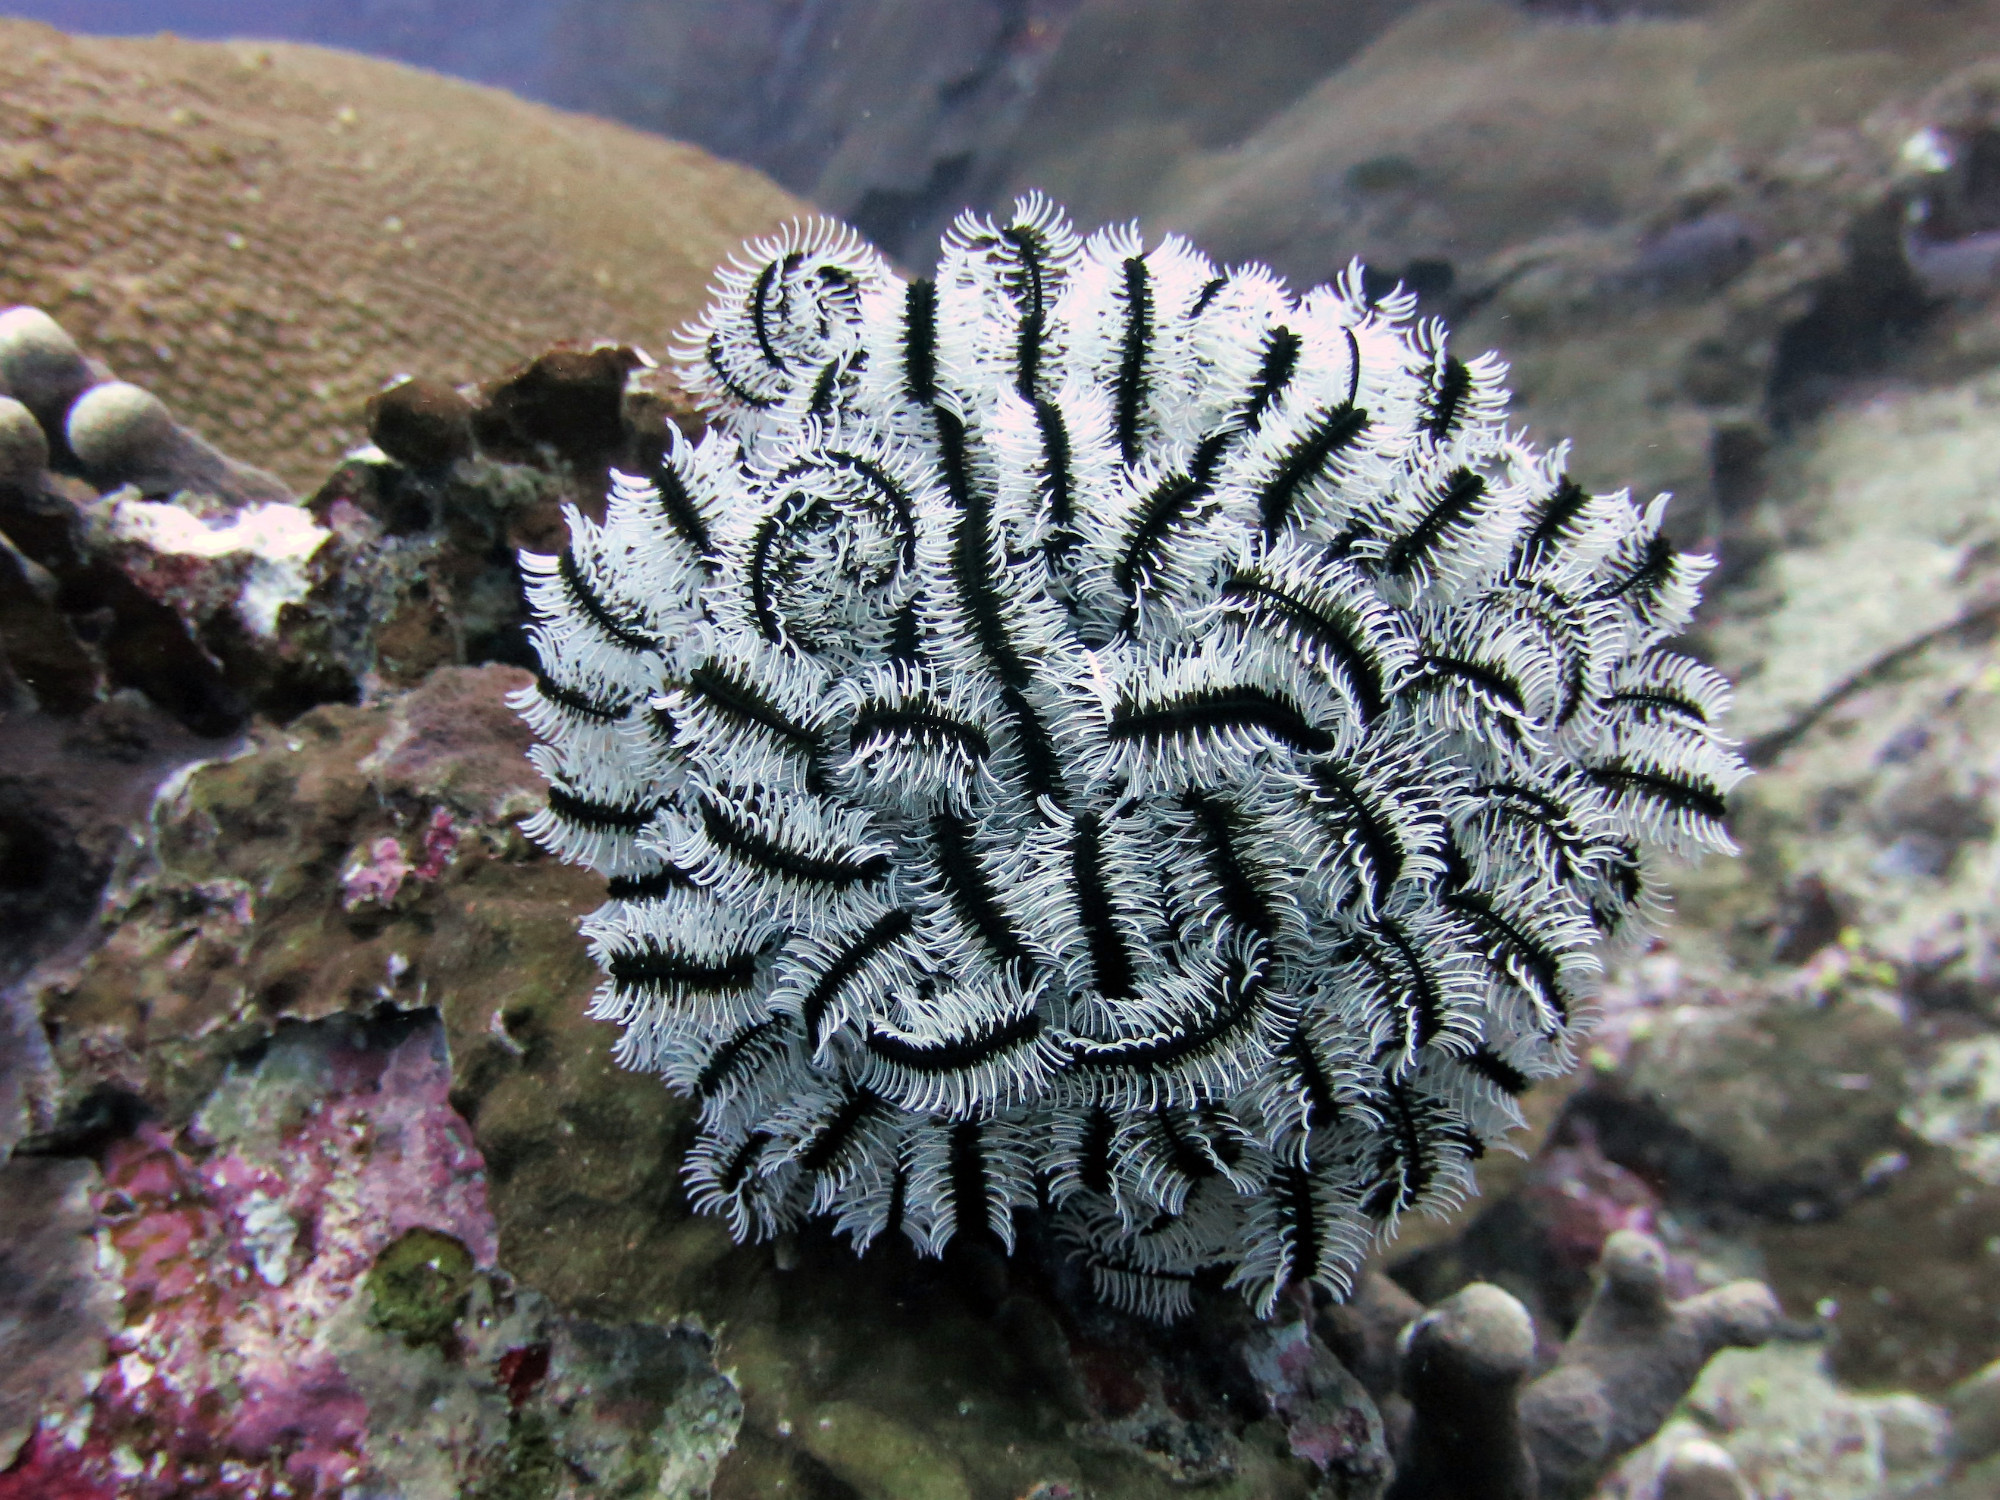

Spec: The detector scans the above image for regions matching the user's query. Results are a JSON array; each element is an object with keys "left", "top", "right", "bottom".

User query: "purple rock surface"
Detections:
[{"left": 1, "top": 1014, "right": 739, "bottom": 1499}]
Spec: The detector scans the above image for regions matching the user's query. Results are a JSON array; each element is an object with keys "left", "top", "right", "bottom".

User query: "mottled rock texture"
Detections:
[
  {"left": 0, "top": 1012, "right": 741, "bottom": 1499},
  {"left": 1535, "top": 307, "right": 2000, "bottom": 1400},
  {"left": 1599, "top": 1341, "right": 1953, "bottom": 1500},
  {"left": 0, "top": 696, "right": 206, "bottom": 990}
]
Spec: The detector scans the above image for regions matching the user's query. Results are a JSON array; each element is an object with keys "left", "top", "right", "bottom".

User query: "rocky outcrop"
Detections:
[{"left": 0, "top": 310, "right": 713, "bottom": 1012}]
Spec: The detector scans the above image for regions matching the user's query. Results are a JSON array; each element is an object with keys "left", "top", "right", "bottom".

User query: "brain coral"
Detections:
[
  {"left": 516, "top": 196, "right": 1745, "bottom": 1317},
  {"left": 0, "top": 19, "right": 805, "bottom": 491}
]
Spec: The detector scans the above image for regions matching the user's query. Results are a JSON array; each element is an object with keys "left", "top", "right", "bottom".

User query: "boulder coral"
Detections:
[{"left": 0, "top": 19, "right": 804, "bottom": 489}]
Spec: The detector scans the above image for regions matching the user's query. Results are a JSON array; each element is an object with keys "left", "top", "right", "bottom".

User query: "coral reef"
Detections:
[
  {"left": 22, "top": 659, "right": 1333, "bottom": 1496},
  {"left": 0, "top": 303, "right": 1971, "bottom": 1500},
  {"left": 0, "top": 299, "right": 635, "bottom": 737},
  {"left": 1364, "top": 1230, "right": 1781, "bottom": 1500},
  {"left": 31, "top": 663, "right": 570, "bottom": 1123},
  {"left": 0, "top": 306, "right": 289, "bottom": 507},
  {"left": 296, "top": 341, "right": 707, "bottom": 698},
  {"left": 26, "top": 0, "right": 2000, "bottom": 574},
  {"left": 1600, "top": 1339, "right": 1954, "bottom": 1500},
  {"left": 0, "top": 303, "right": 331, "bottom": 734},
  {"left": 13, "top": 12, "right": 2000, "bottom": 1466},
  {"left": 10, "top": 630, "right": 1786, "bottom": 1499},
  {"left": 16, "top": 1, "right": 1994, "bottom": 552},
  {"left": 386, "top": 0, "right": 2000, "bottom": 581},
  {"left": 1510, "top": 1231, "right": 1781, "bottom": 1500},
  {"left": 1549, "top": 322, "right": 2000, "bottom": 1394}
]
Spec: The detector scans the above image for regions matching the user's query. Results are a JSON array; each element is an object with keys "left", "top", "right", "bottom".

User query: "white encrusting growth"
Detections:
[
  {"left": 99, "top": 495, "right": 330, "bottom": 638},
  {"left": 514, "top": 196, "right": 1746, "bottom": 1320}
]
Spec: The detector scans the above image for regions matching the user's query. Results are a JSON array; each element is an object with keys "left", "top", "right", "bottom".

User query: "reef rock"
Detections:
[
  {"left": 32, "top": 663, "right": 569, "bottom": 1120},
  {"left": 542, "top": 0, "right": 2000, "bottom": 563},
  {"left": 0, "top": 307, "right": 713, "bottom": 735},
  {"left": 1552, "top": 335, "right": 2000, "bottom": 1394},
  {"left": 1142, "top": 0, "right": 2000, "bottom": 548},
  {"left": 531, "top": 0, "right": 1417, "bottom": 262},
  {"left": 28, "top": 658, "right": 1358, "bottom": 1498},
  {"left": 0, "top": 1155, "right": 117, "bottom": 1471},
  {"left": 1598, "top": 1340, "right": 1953, "bottom": 1500},
  {"left": 0, "top": 692, "right": 209, "bottom": 996},
  {"left": 1, "top": 1010, "right": 740, "bottom": 1500},
  {"left": 7, "top": 6, "right": 1995, "bottom": 1494},
  {"left": 16, "top": 640, "right": 1795, "bottom": 1497}
]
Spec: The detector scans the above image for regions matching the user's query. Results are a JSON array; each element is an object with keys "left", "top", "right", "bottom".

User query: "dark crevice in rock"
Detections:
[
  {"left": 473, "top": 346, "right": 644, "bottom": 477},
  {"left": 1560, "top": 1087, "right": 1904, "bottom": 1230},
  {"left": 788, "top": 1449, "right": 869, "bottom": 1500},
  {"left": 9, "top": 1082, "right": 150, "bottom": 1161},
  {"left": 1558, "top": 1090, "right": 1744, "bottom": 1211}
]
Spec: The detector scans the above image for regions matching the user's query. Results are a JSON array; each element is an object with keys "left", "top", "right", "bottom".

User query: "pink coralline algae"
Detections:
[
  {"left": 1243, "top": 1293, "right": 1392, "bottom": 1485},
  {"left": 340, "top": 835, "right": 413, "bottom": 910},
  {"left": 1, "top": 1012, "right": 743, "bottom": 1500},
  {"left": 1, "top": 1017, "right": 494, "bottom": 1499},
  {"left": 1517, "top": 1128, "right": 1670, "bottom": 1285},
  {"left": 338, "top": 805, "right": 460, "bottom": 910}
]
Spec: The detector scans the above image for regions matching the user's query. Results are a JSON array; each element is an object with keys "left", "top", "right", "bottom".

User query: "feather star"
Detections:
[{"left": 513, "top": 195, "right": 1744, "bottom": 1319}]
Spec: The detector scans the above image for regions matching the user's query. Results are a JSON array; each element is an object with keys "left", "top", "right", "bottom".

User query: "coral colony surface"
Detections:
[{"left": 515, "top": 196, "right": 1747, "bottom": 1318}]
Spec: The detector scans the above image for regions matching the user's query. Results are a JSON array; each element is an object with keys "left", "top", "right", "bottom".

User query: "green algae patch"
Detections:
[{"left": 368, "top": 1226, "right": 475, "bottom": 1348}]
